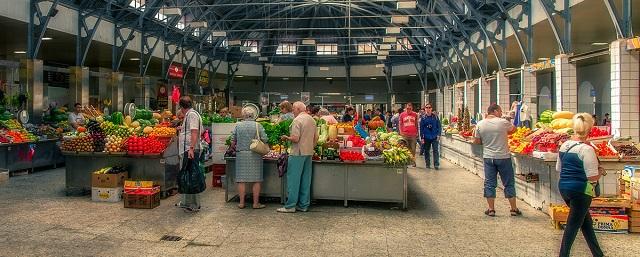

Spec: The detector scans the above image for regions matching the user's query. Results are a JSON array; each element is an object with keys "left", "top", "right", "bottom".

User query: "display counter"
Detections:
[
  {"left": 0, "top": 139, "right": 65, "bottom": 172},
  {"left": 440, "top": 135, "right": 640, "bottom": 212},
  {"left": 63, "top": 137, "right": 180, "bottom": 197},
  {"left": 224, "top": 158, "right": 408, "bottom": 209}
]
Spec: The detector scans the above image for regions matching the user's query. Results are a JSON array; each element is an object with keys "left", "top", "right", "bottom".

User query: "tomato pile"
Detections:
[
  {"left": 340, "top": 150, "right": 364, "bottom": 162},
  {"left": 588, "top": 127, "right": 609, "bottom": 138},
  {"left": 592, "top": 141, "right": 617, "bottom": 157},
  {"left": 124, "top": 136, "right": 169, "bottom": 154},
  {"left": 346, "top": 135, "right": 366, "bottom": 147}
]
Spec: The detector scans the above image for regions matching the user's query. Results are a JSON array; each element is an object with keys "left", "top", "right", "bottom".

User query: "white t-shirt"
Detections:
[
  {"left": 520, "top": 103, "right": 531, "bottom": 121},
  {"left": 178, "top": 109, "right": 204, "bottom": 154},
  {"left": 474, "top": 117, "right": 513, "bottom": 159},
  {"left": 68, "top": 112, "right": 85, "bottom": 127}
]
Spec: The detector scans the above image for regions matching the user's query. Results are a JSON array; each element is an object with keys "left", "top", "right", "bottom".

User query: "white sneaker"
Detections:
[{"left": 276, "top": 207, "right": 296, "bottom": 213}]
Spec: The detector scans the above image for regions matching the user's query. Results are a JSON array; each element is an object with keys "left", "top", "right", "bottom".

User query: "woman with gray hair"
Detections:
[
  {"left": 319, "top": 108, "right": 338, "bottom": 124},
  {"left": 230, "top": 106, "right": 268, "bottom": 209}
]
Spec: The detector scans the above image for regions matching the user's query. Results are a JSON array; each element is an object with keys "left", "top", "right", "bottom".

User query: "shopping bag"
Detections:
[
  {"left": 277, "top": 152, "right": 288, "bottom": 177},
  {"left": 177, "top": 151, "right": 206, "bottom": 194}
]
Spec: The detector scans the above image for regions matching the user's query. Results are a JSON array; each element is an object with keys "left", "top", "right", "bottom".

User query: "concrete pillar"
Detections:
[
  {"left": 140, "top": 76, "right": 151, "bottom": 109},
  {"left": 436, "top": 88, "right": 444, "bottom": 116},
  {"left": 443, "top": 85, "right": 451, "bottom": 118},
  {"left": 455, "top": 82, "right": 464, "bottom": 115},
  {"left": 521, "top": 65, "right": 538, "bottom": 124},
  {"left": 610, "top": 39, "right": 640, "bottom": 139},
  {"left": 110, "top": 72, "right": 124, "bottom": 112},
  {"left": 479, "top": 77, "right": 491, "bottom": 116},
  {"left": 69, "top": 66, "right": 90, "bottom": 106},
  {"left": 420, "top": 90, "right": 427, "bottom": 109},
  {"left": 466, "top": 80, "right": 476, "bottom": 118},
  {"left": 496, "top": 71, "right": 510, "bottom": 107},
  {"left": 20, "top": 59, "right": 44, "bottom": 121},
  {"left": 98, "top": 68, "right": 111, "bottom": 112},
  {"left": 554, "top": 54, "right": 577, "bottom": 112}
]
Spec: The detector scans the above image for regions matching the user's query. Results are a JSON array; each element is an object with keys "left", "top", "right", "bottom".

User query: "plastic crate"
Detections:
[
  {"left": 212, "top": 175, "right": 223, "bottom": 187},
  {"left": 209, "top": 164, "right": 226, "bottom": 175}
]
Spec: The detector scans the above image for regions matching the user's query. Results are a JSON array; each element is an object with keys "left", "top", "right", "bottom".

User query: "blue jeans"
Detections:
[
  {"left": 423, "top": 139, "right": 440, "bottom": 168},
  {"left": 483, "top": 158, "right": 516, "bottom": 198},
  {"left": 285, "top": 155, "right": 313, "bottom": 209}
]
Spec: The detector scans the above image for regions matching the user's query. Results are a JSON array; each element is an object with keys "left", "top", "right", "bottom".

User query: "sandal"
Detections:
[
  {"left": 484, "top": 209, "right": 496, "bottom": 217},
  {"left": 237, "top": 204, "right": 245, "bottom": 209},
  {"left": 252, "top": 204, "right": 266, "bottom": 209},
  {"left": 510, "top": 209, "right": 522, "bottom": 216}
]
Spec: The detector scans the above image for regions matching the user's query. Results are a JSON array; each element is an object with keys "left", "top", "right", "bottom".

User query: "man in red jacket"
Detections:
[{"left": 399, "top": 102, "right": 419, "bottom": 167}]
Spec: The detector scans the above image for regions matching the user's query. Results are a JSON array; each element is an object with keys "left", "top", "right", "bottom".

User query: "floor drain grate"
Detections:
[{"left": 160, "top": 235, "right": 183, "bottom": 241}]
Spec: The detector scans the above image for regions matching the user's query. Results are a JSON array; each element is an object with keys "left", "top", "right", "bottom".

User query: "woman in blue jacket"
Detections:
[{"left": 419, "top": 103, "right": 441, "bottom": 169}]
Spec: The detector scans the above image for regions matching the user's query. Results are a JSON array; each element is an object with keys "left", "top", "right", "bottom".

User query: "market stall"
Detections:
[
  {"left": 440, "top": 109, "right": 640, "bottom": 233},
  {"left": 223, "top": 115, "right": 411, "bottom": 209}
]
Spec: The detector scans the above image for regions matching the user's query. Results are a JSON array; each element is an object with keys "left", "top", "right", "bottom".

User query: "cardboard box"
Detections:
[
  {"left": 591, "top": 214, "right": 629, "bottom": 233},
  {"left": 92, "top": 172, "right": 128, "bottom": 188},
  {"left": 123, "top": 191, "right": 160, "bottom": 209},
  {"left": 91, "top": 187, "right": 123, "bottom": 202},
  {"left": 124, "top": 180, "right": 154, "bottom": 189}
]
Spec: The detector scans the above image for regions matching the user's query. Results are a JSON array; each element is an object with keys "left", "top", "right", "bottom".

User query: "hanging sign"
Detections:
[
  {"left": 300, "top": 92, "right": 310, "bottom": 105},
  {"left": 168, "top": 64, "right": 183, "bottom": 79},
  {"left": 198, "top": 70, "right": 209, "bottom": 86}
]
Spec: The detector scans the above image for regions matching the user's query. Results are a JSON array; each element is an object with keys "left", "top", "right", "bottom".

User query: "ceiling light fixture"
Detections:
[
  {"left": 391, "top": 15, "right": 409, "bottom": 24},
  {"left": 188, "top": 21, "right": 208, "bottom": 28},
  {"left": 537, "top": 57, "right": 550, "bottom": 61},
  {"left": 370, "top": 77, "right": 377, "bottom": 80},
  {"left": 379, "top": 44, "right": 392, "bottom": 50},
  {"left": 282, "top": 78, "right": 289, "bottom": 80},
  {"left": 320, "top": 67, "right": 330, "bottom": 71},
  {"left": 397, "top": 1, "right": 417, "bottom": 9},
  {"left": 42, "top": 37, "right": 53, "bottom": 41},
  {"left": 228, "top": 40, "right": 241, "bottom": 46},
  {"left": 375, "top": 64, "right": 385, "bottom": 68},
  {"left": 409, "top": 74, "right": 417, "bottom": 77},
  {"left": 235, "top": 75, "right": 244, "bottom": 78},
  {"left": 163, "top": 7, "right": 182, "bottom": 16},
  {"left": 378, "top": 50, "right": 389, "bottom": 56},
  {"left": 212, "top": 31, "right": 227, "bottom": 37},
  {"left": 326, "top": 77, "right": 333, "bottom": 80},
  {"left": 386, "top": 27, "right": 401, "bottom": 34},
  {"left": 383, "top": 37, "right": 396, "bottom": 43},
  {"left": 591, "top": 42, "right": 609, "bottom": 46},
  {"left": 13, "top": 50, "right": 26, "bottom": 54},
  {"left": 377, "top": 56, "right": 387, "bottom": 60},
  {"left": 129, "top": 58, "right": 140, "bottom": 61},
  {"left": 302, "top": 39, "right": 316, "bottom": 45}
]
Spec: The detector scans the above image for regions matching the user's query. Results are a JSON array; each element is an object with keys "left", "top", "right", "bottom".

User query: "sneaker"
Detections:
[
  {"left": 277, "top": 207, "right": 296, "bottom": 213},
  {"left": 434, "top": 166, "right": 440, "bottom": 170},
  {"left": 425, "top": 166, "right": 431, "bottom": 169},
  {"left": 295, "top": 207, "right": 308, "bottom": 212}
]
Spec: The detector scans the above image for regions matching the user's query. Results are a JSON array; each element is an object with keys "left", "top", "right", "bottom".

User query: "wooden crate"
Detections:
[{"left": 590, "top": 197, "right": 631, "bottom": 208}]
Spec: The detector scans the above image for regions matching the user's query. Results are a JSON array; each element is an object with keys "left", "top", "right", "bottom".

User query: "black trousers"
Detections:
[{"left": 559, "top": 189, "right": 604, "bottom": 257}]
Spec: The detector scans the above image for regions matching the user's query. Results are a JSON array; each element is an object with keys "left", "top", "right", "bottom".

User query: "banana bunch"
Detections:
[
  {"left": 94, "top": 167, "right": 113, "bottom": 174},
  {"left": 382, "top": 146, "right": 412, "bottom": 166}
]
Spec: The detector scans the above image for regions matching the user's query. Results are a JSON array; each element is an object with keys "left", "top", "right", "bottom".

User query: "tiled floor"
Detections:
[{"left": 0, "top": 158, "right": 638, "bottom": 256}]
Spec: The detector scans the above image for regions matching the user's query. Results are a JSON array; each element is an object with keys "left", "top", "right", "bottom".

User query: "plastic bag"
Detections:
[
  {"left": 177, "top": 151, "right": 206, "bottom": 194},
  {"left": 277, "top": 152, "right": 288, "bottom": 177}
]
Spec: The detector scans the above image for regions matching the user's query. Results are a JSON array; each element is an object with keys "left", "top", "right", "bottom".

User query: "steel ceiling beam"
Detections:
[{"left": 28, "top": 0, "right": 60, "bottom": 59}]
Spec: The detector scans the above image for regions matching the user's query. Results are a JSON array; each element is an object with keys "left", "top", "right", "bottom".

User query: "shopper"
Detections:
[
  {"left": 176, "top": 96, "right": 206, "bottom": 213},
  {"left": 602, "top": 113, "right": 611, "bottom": 126},
  {"left": 374, "top": 109, "right": 385, "bottom": 122},
  {"left": 278, "top": 101, "right": 294, "bottom": 122},
  {"left": 419, "top": 103, "right": 441, "bottom": 170},
  {"left": 219, "top": 107, "right": 231, "bottom": 118},
  {"left": 391, "top": 108, "right": 403, "bottom": 132},
  {"left": 342, "top": 107, "right": 355, "bottom": 122},
  {"left": 520, "top": 102, "right": 531, "bottom": 128},
  {"left": 68, "top": 103, "right": 85, "bottom": 130},
  {"left": 231, "top": 106, "right": 268, "bottom": 209},
  {"left": 385, "top": 111, "right": 393, "bottom": 129},
  {"left": 278, "top": 101, "right": 318, "bottom": 213},
  {"left": 473, "top": 104, "right": 521, "bottom": 217},
  {"left": 556, "top": 113, "right": 604, "bottom": 257},
  {"left": 363, "top": 109, "right": 372, "bottom": 121},
  {"left": 399, "top": 103, "right": 419, "bottom": 166},
  {"left": 319, "top": 108, "right": 338, "bottom": 124}
]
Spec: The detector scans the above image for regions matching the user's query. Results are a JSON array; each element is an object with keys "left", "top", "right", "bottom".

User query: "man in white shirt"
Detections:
[{"left": 68, "top": 103, "right": 85, "bottom": 130}]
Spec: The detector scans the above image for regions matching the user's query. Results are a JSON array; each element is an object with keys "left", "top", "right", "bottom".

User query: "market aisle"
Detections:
[{"left": 0, "top": 162, "right": 638, "bottom": 257}]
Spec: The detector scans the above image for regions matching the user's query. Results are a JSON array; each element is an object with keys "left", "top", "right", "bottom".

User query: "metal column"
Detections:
[{"left": 20, "top": 59, "right": 44, "bottom": 122}]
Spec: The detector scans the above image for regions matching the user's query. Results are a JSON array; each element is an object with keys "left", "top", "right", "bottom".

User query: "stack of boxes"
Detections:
[
  {"left": 91, "top": 170, "right": 127, "bottom": 202},
  {"left": 123, "top": 180, "right": 160, "bottom": 209},
  {"left": 624, "top": 166, "right": 640, "bottom": 232},
  {"left": 211, "top": 123, "right": 236, "bottom": 187}
]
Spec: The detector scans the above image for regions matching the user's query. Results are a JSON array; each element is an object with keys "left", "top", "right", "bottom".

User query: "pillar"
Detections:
[
  {"left": 610, "top": 39, "right": 640, "bottom": 139},
  {"left": 466, "top": 80, "right": 476, "bottom": 118},
  {"left": 496, "top": 71, "right": 509, "bottom": 107},
  {"left": 554, "top": 54, "right": 577, "bottom": 112},
  {"left": 479, "top": 77, "right": 491, "bottom": 116},
  {"left": 110, "top": 72, "right": 124, "bottom": 112},
  {"left": 20, "top": 59, "right": 44, "bottom": 122},
  {"left": 455, "top": 82, "right": 464, "bottom": 115},
  {"left": 436, "top": 88, "right": 444, "bottom": 116},
  {"left": 521, "top": 65, "right": 538, "bottom": 124},
  {"left": 69, "top": 66, "right": 89, "bottom": 106},
  {"left": 420, "top": 90, "right": 427, "bottom": 109},
  {"left": 140, "top": 76, "right": 151, "bottom": 109},
  {"left": 443, "top": 85, "right": 451, "bottom": 117},
  {"left": 98, "top": 68, "right": 111, "bottom": 112}
]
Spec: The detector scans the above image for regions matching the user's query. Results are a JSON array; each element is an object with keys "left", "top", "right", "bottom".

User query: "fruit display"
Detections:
[
  {"left": 377, "top": 131, "right": 404, "bottom": 147},
  {"left": 316, "top": 119, "right": 329, "bottom": 145},
  {"left": 123, "top": 135, "right": 169, "bottom": 154},
  {"left": 382, "top": 147, "right": 412, "bottom": 166},
  {"left": 62, "top": 134, "right": 93, "bottom": 152},
  {"left": 539, "top": 110, "right": 555, "bottom": 124},
  {"left": 340, "top": 148, "right": 364, "bottom": 162},
  {"left": 367, "top": 116, "right": 385, "bottom": 130},
  {"left": 588, "top": 127, "right": 610, "bottom": 138},
  {"left": 346, "top": 135, "right": 366, "bottom": 147},
  {"left": 94, "top": 166, "right": 126, "bottom": 175},
  {"left": 0, "top": 119, "right": 22, "bottom": 130},
  {"left": 86, "top": 120, "right": 106, "bottom": 152},
  {"left": 336, "top": 122, "right": 355, "bottom": 134},
  {"left": 531, "top": 132, "right": 570, "bottom": 153},
  {"left": 149, "top": 126, "right": 176, "bottom": 137},
  {"left": 612, "top": 143, "right": 640, "bottom": 157},
  {"left": 104, "top": 135, "right": 125, "bottom": 153},
  {"left": 592, "top": 141, "right": 617, "bottom": 158},
  {"left": 133, "top": 108, "right": 153, "bottom": 120}
]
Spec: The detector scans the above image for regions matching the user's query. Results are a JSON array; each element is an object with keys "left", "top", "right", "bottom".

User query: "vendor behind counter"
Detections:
[{"left": 68, "top": 103, "right": 85, "bottom": 130}]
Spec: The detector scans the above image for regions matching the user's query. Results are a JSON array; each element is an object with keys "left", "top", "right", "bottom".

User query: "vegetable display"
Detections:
[
  {"left": 260, "top": 119, "right": 292, "bottom": 146},
  {"left": 382, "top": 147, "right": 412, "bottom": 166}
]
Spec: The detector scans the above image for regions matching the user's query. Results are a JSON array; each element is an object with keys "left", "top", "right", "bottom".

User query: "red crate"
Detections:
[
  {"left": 209, "top": 164, "right": 226, "bottom": 175},
  {"left": 212, "top": 175, "right": 223, "bottom": 187}
]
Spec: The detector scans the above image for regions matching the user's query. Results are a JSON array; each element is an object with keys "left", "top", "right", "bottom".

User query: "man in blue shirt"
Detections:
[{"left": 419, "top": 103, "right": 442, "bottom": 169}]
